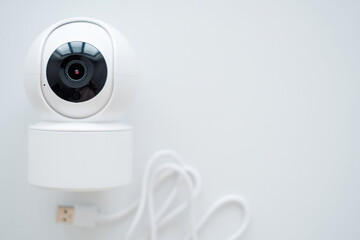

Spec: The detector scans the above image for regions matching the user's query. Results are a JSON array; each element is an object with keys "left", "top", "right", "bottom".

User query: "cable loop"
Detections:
[{"left": 97, "top": 150, "right": 249, "bottom": 240}]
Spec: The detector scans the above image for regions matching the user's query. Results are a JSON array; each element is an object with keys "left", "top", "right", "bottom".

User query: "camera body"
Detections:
[{"left": 24, "top": 18, "right": 138, "bottom": 191}]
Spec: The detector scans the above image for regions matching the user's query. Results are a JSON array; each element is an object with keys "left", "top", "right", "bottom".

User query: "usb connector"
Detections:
[
  {"left": 56, "top": 206, "right": 74, "bottom": 224},
  {"left": 56, "top": 205, "right": 98, "bottom": 227}
]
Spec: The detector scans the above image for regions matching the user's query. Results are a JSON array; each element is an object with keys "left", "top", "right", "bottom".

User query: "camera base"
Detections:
[{"left": 27, "top": 122, "right": 132, "bottom": 191}]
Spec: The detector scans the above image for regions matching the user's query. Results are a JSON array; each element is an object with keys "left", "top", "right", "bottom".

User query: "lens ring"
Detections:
[{"left": 65, "top": 60, "right": 87, "bottom": 82}]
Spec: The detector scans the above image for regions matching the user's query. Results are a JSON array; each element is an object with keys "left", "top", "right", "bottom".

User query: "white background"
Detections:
[{"left": 0, "top": 0, "right": 359, "bottom": 239}]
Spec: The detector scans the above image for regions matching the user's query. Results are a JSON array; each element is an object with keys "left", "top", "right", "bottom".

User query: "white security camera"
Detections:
[{"left": 24, "top": 18, "right": 138, "bottom": 191}]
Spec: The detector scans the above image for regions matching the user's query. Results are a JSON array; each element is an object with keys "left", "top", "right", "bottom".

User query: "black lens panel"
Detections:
[{"left": 46, "top": 41, "right": 107, "bottom": 103}]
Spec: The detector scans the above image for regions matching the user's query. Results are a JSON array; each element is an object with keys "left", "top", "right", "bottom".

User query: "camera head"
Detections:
[{"left": 24, "top": 18, "right": 138, "bottom": 120}]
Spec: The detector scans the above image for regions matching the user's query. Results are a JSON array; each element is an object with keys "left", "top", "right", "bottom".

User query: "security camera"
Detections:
[{"left": 24, "top": 18, "right": 138, "bottom": 191}]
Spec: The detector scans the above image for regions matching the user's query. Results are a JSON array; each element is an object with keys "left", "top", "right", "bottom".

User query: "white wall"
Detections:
[{"left": 1, "top": 0, "right": 359, "bottom": 239}]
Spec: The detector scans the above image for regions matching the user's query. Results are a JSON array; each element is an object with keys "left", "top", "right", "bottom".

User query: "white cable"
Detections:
[{"left": 61, "top": 149, "right": 250, "bottom": 239}]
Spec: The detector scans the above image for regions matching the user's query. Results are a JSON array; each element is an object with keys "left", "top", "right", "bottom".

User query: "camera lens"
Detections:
[
  {"left": 47, "top": 41, "right": 107, "bottom": 103},
  {"left": 65, "top": 60, "right": 87, "bottom": 81}
]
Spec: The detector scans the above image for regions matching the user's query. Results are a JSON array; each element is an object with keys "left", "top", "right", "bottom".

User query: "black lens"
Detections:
[
  {"left": 66, "top": 60, "right": 87, "bottom": 81},
  {"left": 47, "top": 41, "right": 107, "bottom": 103}
]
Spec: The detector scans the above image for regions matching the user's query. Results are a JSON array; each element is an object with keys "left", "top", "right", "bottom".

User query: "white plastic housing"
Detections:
[
  {"left": 24, "top": 18, "right": 138, "bottom": 191},
  {"left": 28, "top": 123, "right": 132, "bottom": 191}
]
